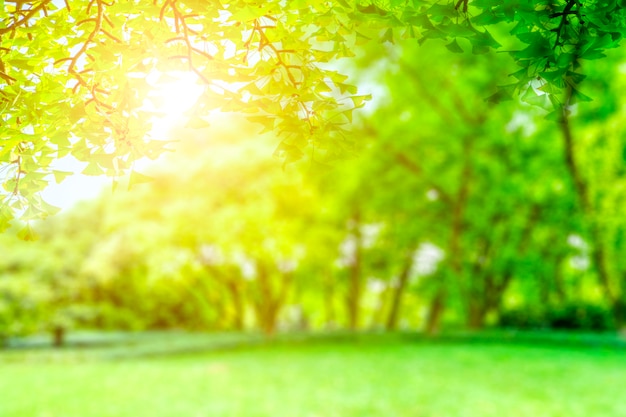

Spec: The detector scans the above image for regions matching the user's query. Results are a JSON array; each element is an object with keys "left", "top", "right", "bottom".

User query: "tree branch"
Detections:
[{"left": 0, "top": 0, "right": 53, "bottom": 35}]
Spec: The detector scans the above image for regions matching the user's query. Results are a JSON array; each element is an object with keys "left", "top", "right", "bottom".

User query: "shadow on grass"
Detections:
[{"left": 2, "top": 329, "right": 626, "bottom": 362}]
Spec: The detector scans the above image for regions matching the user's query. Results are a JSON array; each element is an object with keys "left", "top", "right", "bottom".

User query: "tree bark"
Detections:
[
  {"left": 425, "top": 285, "right": 446, "bottom": 335},
  {"left": 560, "top": 105, "right": 621, "bottom": 325},
  {"left": 466, "top": 302, "right": 486, "bottom": 330},
  {"left": 323, "top": 271, "right": 336, "bottom": 329},
  {"left": 346, "top": 212, "right": 363, "bottom": 330},
  {"left": 427, "top": 137, "right": 472, "bottom": 334},
  {"left": 473, "top": 205, "right": 540, "bottom": 328},
  {"left": 385, "top": 252, "right": 414, "bottom": 331},
  {"left": 253, "top": 262, "right": 292, "bottom": 335},
  {"left": 53, "top": 326, "right": 65, "bottom": 348},
  {"left": 226, "top": 280, "right": 244, "bottom": 331},
  {"left": 205, "top": 265, "right": 244, "bottom": 331}
]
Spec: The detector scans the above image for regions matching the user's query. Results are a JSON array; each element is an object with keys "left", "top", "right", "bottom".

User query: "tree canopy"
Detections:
[
  {"left": 3, "top": 12, "right": 626, "bottom": 339},
  {"left": 2, "top": 0, "right": 626, "bottom": 231}
]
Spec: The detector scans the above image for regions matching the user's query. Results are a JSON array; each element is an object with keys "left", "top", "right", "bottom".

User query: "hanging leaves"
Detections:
[
  {"left": 1, "top": 0, "right": 625, "bottom": 232},
  {"left": 128, "top": 170, "right": 153, "bottom": 189},
  {"left": 445, "top": 39, "right": 464, "bottom": 54}
]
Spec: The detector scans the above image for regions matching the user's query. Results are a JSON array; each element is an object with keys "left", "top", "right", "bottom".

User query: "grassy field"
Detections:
[{"left": 1, "top": 332, "right": 625, "bottom": 417}]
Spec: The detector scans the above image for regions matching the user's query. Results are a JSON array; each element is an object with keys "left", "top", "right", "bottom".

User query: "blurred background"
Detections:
[{"left": 2, "top": 32, "right": 626, "bottom": 417}]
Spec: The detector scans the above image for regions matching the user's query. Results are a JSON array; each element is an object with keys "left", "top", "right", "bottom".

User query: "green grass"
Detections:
[{"left": 1, "top": 332, "right": 626, "bottom": 417}]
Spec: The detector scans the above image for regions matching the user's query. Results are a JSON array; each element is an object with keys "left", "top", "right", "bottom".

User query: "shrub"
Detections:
[
  {"left": 498, "top": 302, "right": 615, "bottom": 331},
  {"left": 547, "top": 302, "right": 615, "bottom": 331},
  {"left": 498, "top": 307, "right": 547, "bottom": 330}
]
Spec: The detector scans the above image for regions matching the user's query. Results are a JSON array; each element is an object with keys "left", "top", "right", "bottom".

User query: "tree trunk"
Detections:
[
  {"left": 560, "top": 105, "right": 622, "bottom": 326},
  {"left": 346, "top": 213, "right": 363, "bottom": 330},
  {"left": 425, "top": 285, "right": 446, "bottom": 335},
  {"left": 465, "top": 292, "right": 488, "bottom": 330},
  {"left": 256, "top": 262, "right": 276, "bottom": 335},
  {"left": 346, "top": 268, "right": 361, "bottom": 330},
  {"left": 206, "top": 265, "right": 245, "bottom": 331},
  {"left": 253, "top": 263, "right": 292, "bottom": 336},
  {"left": 53, "top": 326, "right": 65, "bottom": 348},
  {"left": 385, "top": 252, "right": 414, "bottom": 331},
  {"left": 323, "top": 271, "right": 336, "bottom": 329},
  {"left": 226, "top": 280, "right": 244, "bottom": 331},
  {"left": 428, "top": 137, "right": 472, "bottom": 334},
  {"left": 553, "top": 264, "right": 567, "bottom": 303}
]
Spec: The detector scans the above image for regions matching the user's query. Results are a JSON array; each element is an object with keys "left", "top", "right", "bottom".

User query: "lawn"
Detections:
[{"left": 1, "top": 332, "right": 625, "bottom": 417}]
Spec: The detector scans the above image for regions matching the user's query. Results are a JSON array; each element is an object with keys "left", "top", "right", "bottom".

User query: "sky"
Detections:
[{"left": 41, "top": 157, "right": 109, "bottom": 210}]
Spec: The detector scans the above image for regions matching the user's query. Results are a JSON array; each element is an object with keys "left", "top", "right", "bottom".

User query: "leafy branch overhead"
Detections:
[{"left": 1, "top": 0, "right": 625, "bottom": 231}]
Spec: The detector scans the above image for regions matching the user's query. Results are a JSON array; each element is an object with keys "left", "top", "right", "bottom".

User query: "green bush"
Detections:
[
  {"left": 498, "top": 307, "right": 547, "bottom": 330},
  {"left": 499, "top": 302, "right": 615, "bottom": 331},
  {"left": 91, "top": 303, "right": 147, "bottom": 331},
  {"left": 547, "top": 302, "right": 615, "bottom": 331}
]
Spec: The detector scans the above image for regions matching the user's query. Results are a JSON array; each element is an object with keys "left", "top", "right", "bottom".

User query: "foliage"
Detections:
[
  {"left": 3, "top": 0, "right": 626, "bottom": 338},
  {"left": 499, "top": 302, "right": 615, "bottom": 331},
  {"left": 2, "top": 0, "right": 626, "bottom": 231},
  {"left": 0, "top": 230, "right": 96, "bottom": 343},
  {"left": 4, "top": 35, "right": 626, "bottom": 336}
]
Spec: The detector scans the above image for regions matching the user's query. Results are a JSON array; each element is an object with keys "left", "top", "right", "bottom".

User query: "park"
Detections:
[{"left": 2, "top": 0, "right": 626, "bottom": 416}]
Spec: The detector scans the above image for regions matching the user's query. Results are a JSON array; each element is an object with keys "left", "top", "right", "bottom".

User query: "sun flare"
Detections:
[{"left": 144, "top": 70, "right": 205, "bottom": 138}]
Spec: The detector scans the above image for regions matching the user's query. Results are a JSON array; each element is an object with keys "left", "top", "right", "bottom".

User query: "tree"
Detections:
[
  {"left": 0, "top": 230, "right": 93, "bottom": 346},
  {"left": 2, "top": 0, "right": 626, "bottom": 232},
  {"left": 344, "top": 24, "right": 626, "bottom": 332}
]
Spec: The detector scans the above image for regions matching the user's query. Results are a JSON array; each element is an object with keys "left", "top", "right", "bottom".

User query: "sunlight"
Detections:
[
  {"left": 144, "top": 70, "right": 206, "bottom": 139},
  {"left": 42, "top": 71, "right": 206, "bottom": 210}
]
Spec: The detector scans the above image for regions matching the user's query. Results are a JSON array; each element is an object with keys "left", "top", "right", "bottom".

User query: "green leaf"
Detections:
[
  {"left": 351, "top": 94, "right": 372, "bottom": 108},
  {"left": 355, "top": 31, "right": 372, "bottom": 45},
  {"left": 52, "top": 170, "right": 73, "bottom": 184},
  {"left": 471, "top": 29, "right": 501, "bottom": 51},
  {"left": 472, "top": 44, "right": 490, "bottom": 55},
  {"left": 580, "top": 48, "right": 606, "bottom": 60},
  {"left": 10, "top": 59, "right": 35, "bottom": 71},
  {"left": 444, "top": 24, "right": 476, "bottom": 38},
  {"left": 129, "top": 170, "right": 153, "bottom": 189},
  {"left": 343, "top": 108, "right": 354, "bottom": 123},
  {"left": 539, "top": 70, "right": 567, "bottom": 88},
  {"left": 521, "top": 87, "right": 551, "bottom": 109},
  {"left": 230, "top": 6, "right": 264, "bottom": 22},
  {"left": 68, "top": 103, "right": 87, "bottom": 123},
  {"left": 445, "top": 39, "right": 464, "bottom": 53},
  {"left": 247, "top": 115, "right": 276, "bottom": 133},
  {"left": 545, "top": 110, "right": 563, "bottom": 122},
  {"left": 512, "top": 40, "right": 551, "bottom": 60},
  {"left": 427, "top": 3, "right": 459, "bottom": 19},
  {"left": 337, "top": 83, "right": 358, "bottom": 95},
  {"left": 485, "top": 84, "right": 516, "bottom": 104},
  {"left": 570, "top": 88, "right": 593, "bottom": 104},
  {"left": 381, "top": 28, "right": 394, "bottom": 44},
  {"left": 509, "top": 67, "right": 528, "bottom": 81},
  {"left": 421, "top": 28, "right": 447, "bottom": 41},
  {"left": 17, "top": 224, "right": 38, "bottom": 241},
  {"left": 82, "top": 162, "right": 105, "bottom": 176},
  {"left": 40, "top": 200, "right": 61, "bottom": 217},
  {"left": 566, "top": 72, "right": 586, "bottom": 85},
  {"left": 471, "top": 11, "right": 499, "bottom": 26},
  {"left": 356, "top": 4, "right": 388, "bottom": 16},
  {"left": 403, "top": 13, "right": 435, "bottom": 30}
]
